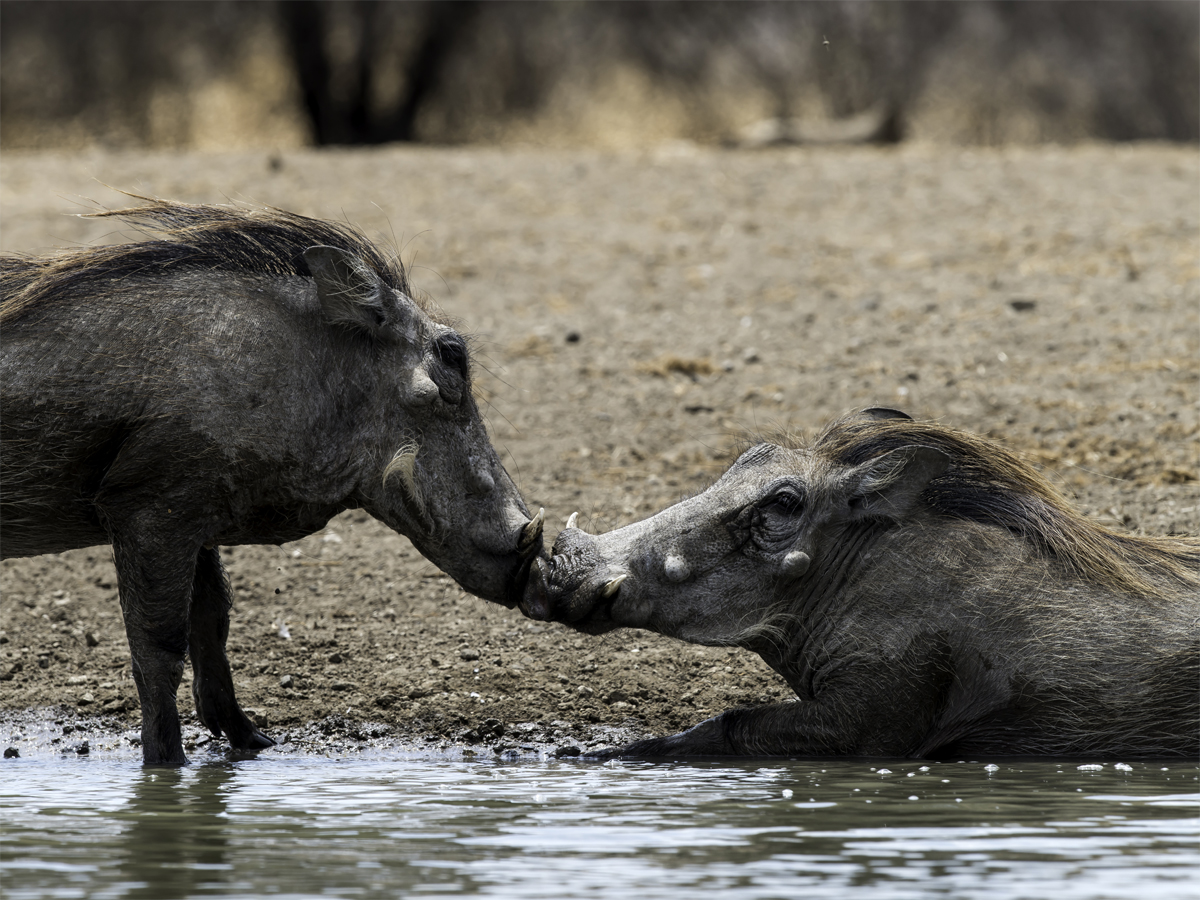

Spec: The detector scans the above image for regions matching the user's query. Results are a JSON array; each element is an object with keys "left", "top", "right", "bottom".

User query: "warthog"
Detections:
[
  {"left": 1, "top": 199, "right": 544, "bottom": 764},
  {"left": 524, "top": 409, "right": 1199, "bottom": 759}
]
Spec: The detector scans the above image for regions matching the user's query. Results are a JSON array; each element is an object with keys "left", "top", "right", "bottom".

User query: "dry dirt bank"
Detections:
[{"left": 1, "top": 143, "right": 1196, "bottom": 758}]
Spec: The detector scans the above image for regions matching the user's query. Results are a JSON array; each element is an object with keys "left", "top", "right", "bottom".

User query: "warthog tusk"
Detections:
[
  {"left": 519, "top": 508, "right": 545, "bottom": 550},
  {"left": 565, "top": 511, "right": 579, "bottom": 530},
  {"left": 601, "top": 574, "right": 627, "bottom": 598}
]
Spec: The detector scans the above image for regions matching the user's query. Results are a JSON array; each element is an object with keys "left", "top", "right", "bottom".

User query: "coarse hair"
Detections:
[
  {"left": 812, "top": 411, "right": 1200, "bottom": 598},
  {"left": 0, "top": 196, "right": 418, "bottom": 325}
]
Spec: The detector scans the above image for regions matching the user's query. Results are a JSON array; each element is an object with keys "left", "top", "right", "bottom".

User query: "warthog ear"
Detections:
[
  {"left": 304, "top": 245, "right": 390, "bottom": 332},
  {"left": 859, "top": 407, "right": 913, "bottom": 422},
  {"left": 844, "top": 445, "right": 950, "bottom": 521}
]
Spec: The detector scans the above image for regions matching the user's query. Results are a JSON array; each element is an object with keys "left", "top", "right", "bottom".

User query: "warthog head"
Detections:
[
  {"left": 522, "top": 412, "right": 948, "bottom": 644},
  {"left": 301, "top": 243, "right": 543, "bottom": 606}
]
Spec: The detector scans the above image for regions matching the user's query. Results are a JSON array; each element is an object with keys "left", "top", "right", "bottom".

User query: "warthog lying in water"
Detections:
[
  {"left": 1, "top": 199, "right": 544, "bottom": 764},
  {"left": 524, "top": 409, "right": 1199, "bottom": 759}
]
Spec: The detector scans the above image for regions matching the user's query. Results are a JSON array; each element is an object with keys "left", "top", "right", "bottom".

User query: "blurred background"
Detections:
[{"left": 3, "top": 0, "right": 1197, "bottom": 152}]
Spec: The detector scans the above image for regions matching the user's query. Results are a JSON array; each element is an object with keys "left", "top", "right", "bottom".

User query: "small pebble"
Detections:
[
  {"left": 280, "top": 674, "right": 294, "bottom": 688},
  {"left": 85, "top": 633, "right": 100, "bottom": 647},
  {"left": 3, "top": 747, "right": 18, "bottom": 759},
  {"left": 554, "top": 745, "right": 581, "bottom": 758}
]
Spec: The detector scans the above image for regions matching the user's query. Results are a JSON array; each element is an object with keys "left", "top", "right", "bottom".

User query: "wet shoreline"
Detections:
[{"left": 0, "top": 706, "right": 652, "bottom": 764}]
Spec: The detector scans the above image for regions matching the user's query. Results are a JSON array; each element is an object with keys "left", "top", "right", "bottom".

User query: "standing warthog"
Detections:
[
  {"left": 1, "top": 199, "right": 544, "bottom": 764},
  {"left": 524, "top": 409, "right": 1199, "bottom": 759}
]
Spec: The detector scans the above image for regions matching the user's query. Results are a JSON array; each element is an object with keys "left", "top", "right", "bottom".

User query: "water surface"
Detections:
[{"left": 2, "top": 753, "right": 1196, "bottom": 899}]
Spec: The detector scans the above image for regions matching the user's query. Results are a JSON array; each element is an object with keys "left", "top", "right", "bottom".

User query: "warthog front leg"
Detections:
[
  {"left": 587, "top": 703, "right": 850, "bottom": 759},
  {"left": 591, "top": 647, "right": 956, "bottom": 760},
  {"left": 111, "top": 532, "right": 197, "bottom": 766},
  {"left": 189, "top": 546, "right": 274, "bottom": 752}
]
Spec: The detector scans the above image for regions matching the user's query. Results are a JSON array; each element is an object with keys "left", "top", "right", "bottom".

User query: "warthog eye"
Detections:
[
  {"left": 749, "top": 487, "right": 805, "bottom": 550},
  {"left": 764, "top": 490, "right": 804, "bottom": 515},
  {"left": 430, "top": 333, "right": 469, "bottom": 405},
  {"left": 434, "top": 334, "right": 469, "bottom": 376}
]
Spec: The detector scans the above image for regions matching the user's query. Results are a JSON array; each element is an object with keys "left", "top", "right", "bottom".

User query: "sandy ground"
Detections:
[{"left": 1, "top": 142, "right": 1197, "bottom": 759}]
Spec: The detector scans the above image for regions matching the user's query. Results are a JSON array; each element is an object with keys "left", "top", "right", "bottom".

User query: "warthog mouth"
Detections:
[
  {"left": 518, "top": 528, "right": 626, "bottom": 626},
  {"left": 501, "top": 509, "right": 545, "bottom": 610}
]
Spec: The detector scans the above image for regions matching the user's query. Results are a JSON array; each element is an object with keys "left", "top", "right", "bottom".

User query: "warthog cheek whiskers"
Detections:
[{"left": 383, "top": 442, "right": 423, "bottom": 514}]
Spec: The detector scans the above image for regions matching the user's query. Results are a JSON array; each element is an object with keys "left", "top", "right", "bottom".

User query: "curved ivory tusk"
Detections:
[
  {"left": 601, "top": 574, "right": 628, "bottom": 598},
  {"left": 565, "top": 511, "right": 579, "bottom": 530},
  {"left": 519, "top": 508, "right": 545, "bottom": 550}
]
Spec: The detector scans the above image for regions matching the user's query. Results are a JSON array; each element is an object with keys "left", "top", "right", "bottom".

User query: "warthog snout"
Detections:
[{"left": 520, "top": 523, "right": 628, "bottom": 625}]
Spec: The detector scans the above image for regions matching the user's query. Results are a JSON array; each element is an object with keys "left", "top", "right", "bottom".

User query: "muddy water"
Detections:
[{"left": 2, "top": 754, "right": 1196, "bottom": 900}]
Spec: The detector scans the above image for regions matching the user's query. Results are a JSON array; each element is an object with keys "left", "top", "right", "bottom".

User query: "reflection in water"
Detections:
[
  {"left": 117, "top": 765, "right": 237, "bottom": 899},
  {"left": 1, "top": 755, "right": 1197, "bottom": 900}
]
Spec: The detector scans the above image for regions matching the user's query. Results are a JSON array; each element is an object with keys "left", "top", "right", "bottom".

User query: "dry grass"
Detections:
[{"left": 636, "top": 355, "right": 715, "bottom": 379}]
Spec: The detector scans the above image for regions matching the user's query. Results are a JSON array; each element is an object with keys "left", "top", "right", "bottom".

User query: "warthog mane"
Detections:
[
  {"left": 812, "top": 412, "right": 1200, "bottom": 599},
  {"left": 0, "top": 196, "right": 430, "bottom": 325}
]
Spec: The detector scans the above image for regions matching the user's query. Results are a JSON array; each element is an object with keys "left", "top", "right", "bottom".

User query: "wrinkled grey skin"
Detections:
[
  {"left": 524, "top": 415, "right": 1198, "bottom": 760},
  {"left": 2, "top": 245, "right": 542, "bottom": 765}
]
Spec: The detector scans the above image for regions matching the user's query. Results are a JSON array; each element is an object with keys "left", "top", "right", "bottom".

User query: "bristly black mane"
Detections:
[
  {"left": 814, "top": 411, "right": 1200, "bottom": 597},
  {"left": 0, "top": 198, "right": 413, "bottom": 323}
]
